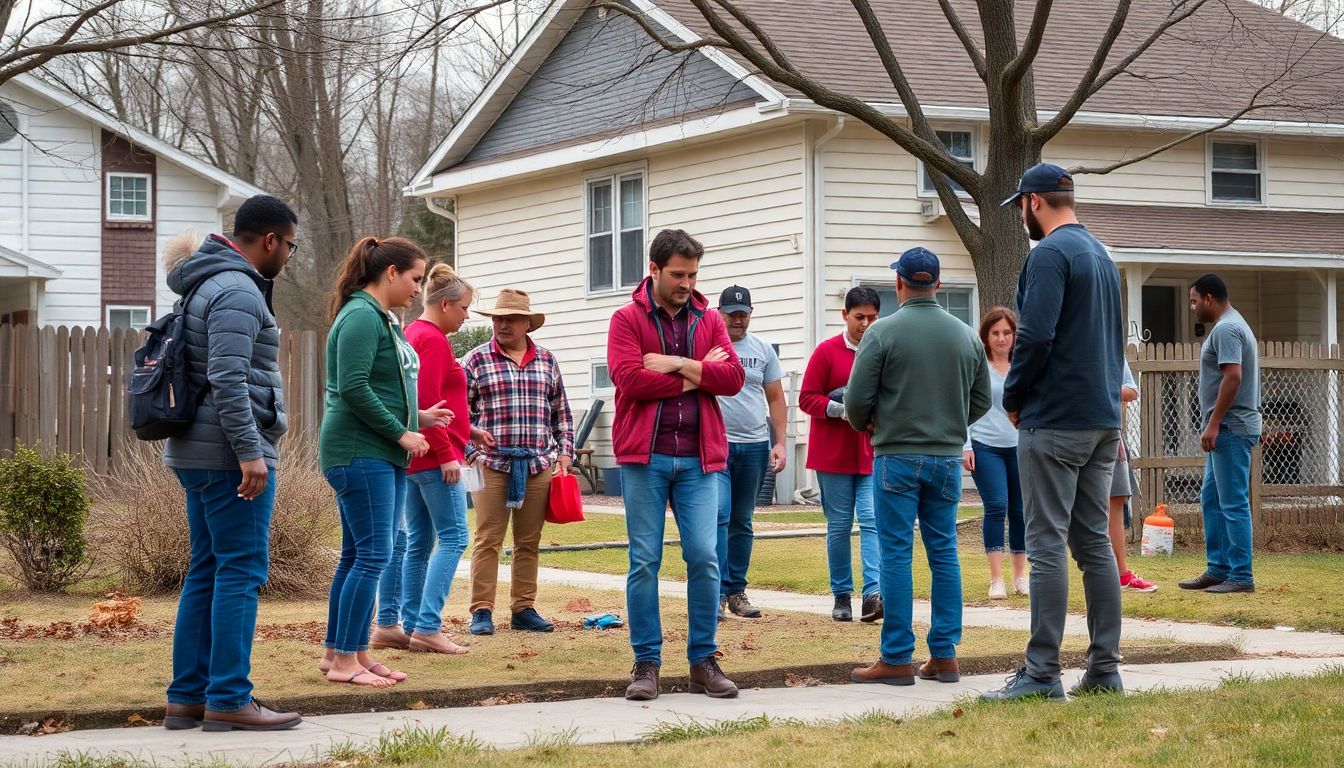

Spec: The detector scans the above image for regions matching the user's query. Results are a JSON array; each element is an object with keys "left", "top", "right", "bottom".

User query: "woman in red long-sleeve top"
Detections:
[
  {"left": 799, "top": 287, "right": 882, "bottom": 624},
  {"left": 396, "top": 263, "right": 478, "bottom": 654}
]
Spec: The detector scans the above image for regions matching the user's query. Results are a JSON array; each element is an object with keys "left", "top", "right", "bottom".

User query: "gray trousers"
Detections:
[{"left": 1019, "top": 428, "right": 1123, "bottom": 680}]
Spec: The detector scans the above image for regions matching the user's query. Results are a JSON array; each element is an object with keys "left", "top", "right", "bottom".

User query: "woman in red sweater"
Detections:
[
  {"left": 800, "top": 286, "right": 882, "bottom": 624},
  {"left": 398, "top": 263, "right": 476, "bottom": 653}
]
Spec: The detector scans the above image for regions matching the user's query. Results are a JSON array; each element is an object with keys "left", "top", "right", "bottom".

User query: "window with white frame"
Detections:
[
  {"left": 1209, "top": 139, "right": 1264, "bottom": 204},
  {"left": 590, "top": 360, "right": 613, "bottom": 391},
  {"left": 863, "top": 282, "right": 975, "bottom": 327},
  {"left": 919, "top": 129, "right": 976, "bottom": 196},
  {"left": 107, "top": 172, "right": 152, "bottom": 220},
  {"left": 106, "top": 305, "right": 151, "bottom": 331},
  {"left": 587, "top": 170, "right": 645, "bottom": 292}
]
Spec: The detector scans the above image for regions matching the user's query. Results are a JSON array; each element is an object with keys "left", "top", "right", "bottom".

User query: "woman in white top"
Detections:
[{"left": 963, "top": 307, "right": 1028, "bottom": 599}]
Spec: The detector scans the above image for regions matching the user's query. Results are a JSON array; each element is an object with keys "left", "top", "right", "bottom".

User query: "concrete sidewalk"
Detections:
[{"left": 4, "top": 656, "right": 1339, "bottom": 767}]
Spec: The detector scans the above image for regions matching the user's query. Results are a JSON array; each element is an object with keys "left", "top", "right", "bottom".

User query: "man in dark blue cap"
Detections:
[
  {"left": 982, "top": 163, "right": 1126, "bottom": 702},
  {"left": 845, "top": 246, "right": 991, "bottom": 687}
]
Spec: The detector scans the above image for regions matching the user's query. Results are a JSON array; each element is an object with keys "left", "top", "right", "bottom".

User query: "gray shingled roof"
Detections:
[{"left": 1079, "top": 203, "right": 1344, "bottom": 254}]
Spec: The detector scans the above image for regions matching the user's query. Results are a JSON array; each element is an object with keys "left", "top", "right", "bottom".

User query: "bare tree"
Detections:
[
  {"left": 598, "top": 0, "right": 1343, "bottom": 311},
  {"left": 1258, "top": 0, "right": 1344, "bottom": 33}
]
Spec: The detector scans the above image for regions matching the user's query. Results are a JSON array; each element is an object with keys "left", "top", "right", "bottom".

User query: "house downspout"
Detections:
[
  {"left": 425, "top": 195, "right": 459, "bottom": 267},
  {"left": 795, "top": 115, "right": 845, "bottom": 503}
]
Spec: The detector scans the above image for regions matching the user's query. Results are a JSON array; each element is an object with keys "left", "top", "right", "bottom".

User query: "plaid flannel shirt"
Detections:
[{"left": 464, "top": 338, "right": 574, "bottom": 476}]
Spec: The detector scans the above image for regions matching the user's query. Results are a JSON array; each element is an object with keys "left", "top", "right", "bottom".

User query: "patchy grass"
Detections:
[
  {"left": 645, "top": 714, "right": 793, "bottom": 744},
  {"left": 354, "top": 669, "right": 1344, "bottom": 768},
  {"left": 542, "top": 539, "right": 1344, "bottom": 633},
  {"left": 0, "top": 583, "right": 1125, "bottom": 715}
]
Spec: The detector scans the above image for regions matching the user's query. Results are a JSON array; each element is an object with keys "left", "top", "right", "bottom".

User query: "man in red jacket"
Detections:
[
  {"left": 800, "top": 286, "right": 883, "bottom": 624},
  {"left": 607, "top": 229, "right": 745, "bottom": 702}
]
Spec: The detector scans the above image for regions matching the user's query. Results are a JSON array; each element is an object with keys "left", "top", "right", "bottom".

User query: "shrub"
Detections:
[
  {"left": 450, "top": 324, "right": 493, "bottom": 357},
  {"left": 0, "top": 445, "right": 91, "bottom": 592},
  {"left": 89, "top": 441, "right": 338, "bottom": 598}
]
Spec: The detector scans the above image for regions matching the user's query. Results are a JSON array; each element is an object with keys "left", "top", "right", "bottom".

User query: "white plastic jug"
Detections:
[{"left": 1140, "top": 505, "right": 1175, "bottom": 556}]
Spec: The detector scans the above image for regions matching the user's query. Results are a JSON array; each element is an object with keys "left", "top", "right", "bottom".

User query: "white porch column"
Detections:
[
  {"left": 1325, "top": 271, "right": 1338, "bottom": 349},
  {"left": 1125, "top": 266, "right": 1154, "bottom": 344}
]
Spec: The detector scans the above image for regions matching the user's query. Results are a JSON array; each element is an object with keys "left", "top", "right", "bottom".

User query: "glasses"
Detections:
[{"left": 285, "top": 240, "right": 299, "bottom": 256}]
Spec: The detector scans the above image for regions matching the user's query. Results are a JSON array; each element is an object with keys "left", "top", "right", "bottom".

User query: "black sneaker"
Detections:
[
  {"left": 469, "top": 609, "right": 495, "bottom": 636},
  {"left": 727, "top": 593, "right": 762, "bottom": 619},
  {"left": 860, "top": 592, "right": 884, "bottom": 623},
  {"left": 1205, "top": 580, "right": 1255, "bottom": 594},
  {"left": 1069, "top": 670, "right": 1124, "bottom": 696},
  {"left": 510, "top": 607, "right": 555, "bottom": 632},
  {"left": 1178, "top": 572, "right": 1226, "bottom": 591},
  {"left": 832, "top": 594, "right": 852, "bottom": 622},
  {"left": 980, "top": 667, "right": 1066, "bottom": 702}
]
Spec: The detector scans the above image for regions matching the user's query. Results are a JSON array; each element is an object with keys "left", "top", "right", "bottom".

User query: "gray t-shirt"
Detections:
[
  {"left": 718, "top": 333, "right": 783, "bottom": 443},
  {"left": 1199, "top": 308, "right": 1262, "bottom": 436}
]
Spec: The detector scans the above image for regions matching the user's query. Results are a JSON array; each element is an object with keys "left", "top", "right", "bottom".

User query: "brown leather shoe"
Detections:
[
  {"left": 202, "top": 699, "right": 302, "bottom": 732},
  {"left": 370, "top": 625, "right": 411, "bottom": 650},
  {"left": 625, "top": 661, "right": 660, "bottom": 701},
  {"left": 163, "top": 702, "right": 205, "bottom": 730},
  {"left": 851, "top": 660, "right": 916, "bottom": 686},
  {"left": 917, "top": 657, "right": 961, "bottom": 683},
  {"left": 689, "top": 657, "right": 739, "bottom": 698}
]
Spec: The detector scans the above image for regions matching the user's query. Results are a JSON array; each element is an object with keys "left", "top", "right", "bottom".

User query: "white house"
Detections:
[
  {"left": 0, "top": 73, "right": 264, "bottom": 329},
  {"left": 406, "top": 0, "right": 1344, "bottom": 496}
]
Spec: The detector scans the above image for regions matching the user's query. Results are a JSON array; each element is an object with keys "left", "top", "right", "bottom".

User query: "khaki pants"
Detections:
[{"left": 470, "top": 465, "right": 553, "bottom": 614}]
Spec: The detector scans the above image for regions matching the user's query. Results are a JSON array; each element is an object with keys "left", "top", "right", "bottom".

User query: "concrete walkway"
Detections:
[{"left": 4, "top": 656, "right": 1340, "bottom": 767}]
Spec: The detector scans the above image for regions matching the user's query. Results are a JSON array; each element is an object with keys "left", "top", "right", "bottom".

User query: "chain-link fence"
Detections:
[{"left": 1129, "top": 343, "right": 1344, "bottom": 539}]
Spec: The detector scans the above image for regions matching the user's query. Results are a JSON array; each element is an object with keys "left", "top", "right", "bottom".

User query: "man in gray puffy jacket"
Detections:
[{"left": 160, "top": 195, "right": 302, "bottom": 733}]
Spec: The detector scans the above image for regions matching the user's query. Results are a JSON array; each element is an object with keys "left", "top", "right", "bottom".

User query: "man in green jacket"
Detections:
[{"left": 846, "top": 247, "right": 991, "bottom": 687}]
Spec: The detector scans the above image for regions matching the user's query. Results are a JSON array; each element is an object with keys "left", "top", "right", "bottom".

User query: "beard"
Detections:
[{"left": 1023, "top": 204, "right": 1046, "bottom": 242}]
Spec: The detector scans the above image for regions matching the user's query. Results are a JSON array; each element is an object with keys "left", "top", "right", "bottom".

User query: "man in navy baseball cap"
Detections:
[
  {"left": 890, "top": 246, "right": 941, "bottom": 288},
  {"left": 1000, "top": 163, "right": 1075, "bottom": 208}
]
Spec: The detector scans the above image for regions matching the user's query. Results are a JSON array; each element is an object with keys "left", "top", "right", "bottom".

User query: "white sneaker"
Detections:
[
  {"left": 1013, "top": 577, "right": 1030, "bottom": 596},
  {"left": 988, "top": 579, "right": 1007, "bottom": 599}
]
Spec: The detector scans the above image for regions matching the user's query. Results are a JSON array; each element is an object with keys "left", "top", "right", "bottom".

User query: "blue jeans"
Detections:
[
  {"left": 872, "top": 455, "right": 963, "bottom": 665},
  {"left": 401, "top": 469, "right": 469, "bottom": 635},
  {"left": 717, "top": 441, "right": 770, "bottom": 597},
  {"left": 623, "top": 454, "right": 720, "bottom": 665},
  {"left": 815, "top": 471, "right": 880, "bottom": 597},
  {"left": 1202, "top": 427, "right": 1259, "bottom": 585},
  {"left": 971, "top": 441, "right": 1025, "bottom": 554},
  {"left": 324, "top": 458, "right": 406, "bottom": 655},
  {"left": 169, "top": 468, "right": 276, "bottom": 712},
  {"left": 375, "top": 487, "right": 409, "bottom": 628}
]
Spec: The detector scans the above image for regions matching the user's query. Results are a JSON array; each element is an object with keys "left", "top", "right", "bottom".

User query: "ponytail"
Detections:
[
  {"left": 328, "top": 235, "right": 428, "bottom": 320},
  {"left": 423, "top": 261, "right": 473, "bottom": 307}
]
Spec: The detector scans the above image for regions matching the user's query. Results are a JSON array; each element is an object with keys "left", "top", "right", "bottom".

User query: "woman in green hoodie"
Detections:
[{"left": 318, "top": 236, "right": 453, "bottom": 688}]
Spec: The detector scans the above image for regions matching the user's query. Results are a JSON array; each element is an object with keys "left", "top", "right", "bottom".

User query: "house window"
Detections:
[
  {"left": 864, "top": 283, "right": 975, "bottom": 327},
  {"left": 919, "top": 129, "right": 976, "bottom": 196},
  {"left": 591, "top": 360, "right": 614, "bottom": 391},
  {"left": 587, "top": 170, "right": 645, "bottom": 292},
  {"left": 107, "top": 172, "right": 152, "bottom": 221},
  {"left": 1209, "top": 140, "right": 1263, "bottom": 204},
  {"left": 106, "top": 305, "right": 151, "bottom": 331}
]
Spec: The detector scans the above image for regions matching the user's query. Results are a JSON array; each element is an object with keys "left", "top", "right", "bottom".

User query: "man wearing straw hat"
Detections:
[{"left": 462, "top": 288, "right": 575, "bottom": 636}]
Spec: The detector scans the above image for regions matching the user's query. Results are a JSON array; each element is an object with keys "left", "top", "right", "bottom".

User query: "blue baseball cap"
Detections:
[
  {"left": 890, "top": 247, "right": 940, "bottom": 287},
  {"left": 1000, "top": 163, "right": 1075, "bottom": 207}
]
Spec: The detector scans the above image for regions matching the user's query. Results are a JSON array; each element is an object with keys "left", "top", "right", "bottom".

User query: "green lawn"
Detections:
[{"left": 543, "top": 537, "right": 1344, "bottom": 633}]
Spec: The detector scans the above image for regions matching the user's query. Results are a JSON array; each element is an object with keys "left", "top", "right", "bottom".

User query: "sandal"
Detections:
[
  {"left": 409, "top": 634, "right": 470, "bottom": 655},
  {"left": 328, "top": 667, "right": 396, "bottom": 687},
  {"left": 368, "top": 662, "right": 408, "bottom": 682}
]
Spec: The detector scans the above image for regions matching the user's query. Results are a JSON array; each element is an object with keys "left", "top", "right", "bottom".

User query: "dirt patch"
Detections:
[{"left": 0, "top": 642, "right": 1244, "bottom": 734}]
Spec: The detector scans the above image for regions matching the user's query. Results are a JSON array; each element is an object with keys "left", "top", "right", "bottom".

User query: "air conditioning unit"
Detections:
[{"left": 920, "top": 198, "right": 941, "bottom": 223}]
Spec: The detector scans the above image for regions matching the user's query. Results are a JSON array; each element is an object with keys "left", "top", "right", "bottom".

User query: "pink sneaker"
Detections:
[{"left": 1120, "top": 570, "right": 1158, "bottom": 592}]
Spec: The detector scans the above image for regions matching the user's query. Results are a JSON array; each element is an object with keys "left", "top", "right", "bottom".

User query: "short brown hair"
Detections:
[
  {"left": 1036, "top": 190, "right": 1076, "bottom": 209},
  {"left": 649, "top": 229, "right": 704, "bottom": 268},
  {"left": 978, "top": 306, "right": 1018, "bottom": 361}
]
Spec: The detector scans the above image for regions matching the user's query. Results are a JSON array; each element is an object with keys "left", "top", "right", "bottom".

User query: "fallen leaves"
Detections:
[
  {"left": 784, "top": 673, "right": 822, "bottom": 688},
  {"left": 564, "top": 597, "right": 594, "bottom": 613},
  {"left": 507, "top": 644, "right": 539, "bottom": 660},
  {"left": 408, "top": 700, "right": 430, "bottom": 710},
  {"left": 88, "top": 592, "right": 142, "bottom": 629},
  {"left": 473, "top": 693, "right": 529, "bottom": 707},
  {"left": 18, "top": 718, "right": 72, "bottom": 736},
  {"left": 126, "top": 713, "right": 153, "bottom": 727},
  {"left": 739, "top": 634, "right": 761, "bottom": 651}
]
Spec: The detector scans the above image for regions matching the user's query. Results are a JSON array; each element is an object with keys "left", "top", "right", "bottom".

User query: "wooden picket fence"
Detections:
[{"left": 0, "top": 324, "right": 326, "bottom": 472}]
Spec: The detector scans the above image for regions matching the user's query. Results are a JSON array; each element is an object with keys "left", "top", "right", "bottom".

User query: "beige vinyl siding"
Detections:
[
  {"left": 455, "top": 125, "right": 807, "bottom": 468},
  {"left": 1045, "top": 129, "right": 1207, "bottom": 207},
  {"left": 1266, "top": 137, "right": 1344, "bottom": 212}
]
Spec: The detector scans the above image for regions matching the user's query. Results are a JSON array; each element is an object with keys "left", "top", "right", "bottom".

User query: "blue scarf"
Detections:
[{"left": 496, "top": 446, "right": 537, "bottom": 509}]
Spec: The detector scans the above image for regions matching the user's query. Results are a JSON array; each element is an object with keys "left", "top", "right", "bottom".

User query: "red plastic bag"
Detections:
[{"left": 546, "top": 471, "right": 585, "bottom": 524}]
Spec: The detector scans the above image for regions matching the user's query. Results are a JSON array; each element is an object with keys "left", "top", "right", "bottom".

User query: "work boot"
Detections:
[
  {"left": 370, "top": 624, "right": 410, "bottom": 650},
  {"left": 688, "top": 657, "right": 739, "bottom": 698},
  {"left": 202, "top": 699, "right": 301, "bottom": 732},
  {"left": 980, "top": 667, "right": 1066, "bottom": 702},
  {"left": 625, "top": 661, "right": 660, "bottom": 701},
  {"left": 1178, "top": 572, "right": 1225, "bottom": 591},
  {"left": 510, "top": 607, "right": 555, "bottom": 632},
  {"left": 1069, "top": 670, "right": 1124, "bottom": 696},
  {"left": 163, "top": 703, "right": 205, "bottom": 730},
  {"left": 860, "top": 592, "right": 884, "bottom": 623},
  {"left": 850, "top": 660, "right": 915, "bottom": 686},
  {"left": 917, "top": 657, "right": 961, "bottom": 683},
  {"left": 727, "top": 593, "right": 762, "bottom": 619},
  {"left": 832, "top": 594, "right": 852, "bottom": 622}
]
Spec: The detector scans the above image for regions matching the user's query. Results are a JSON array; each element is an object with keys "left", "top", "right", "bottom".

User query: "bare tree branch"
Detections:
[
  {"left": 707, "top": 0, "right": 793, "bottom": 71},
  {"left": 935, "top": 0, "right": 986, "bottom": 80},
  {"left": 1001, "top": 0, "right": 1053, "bottom": 90}
]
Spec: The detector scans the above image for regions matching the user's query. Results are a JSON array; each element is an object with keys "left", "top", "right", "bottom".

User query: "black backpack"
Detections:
[{"left": 128, "top": 283, "right": 208, "bottom": 441}]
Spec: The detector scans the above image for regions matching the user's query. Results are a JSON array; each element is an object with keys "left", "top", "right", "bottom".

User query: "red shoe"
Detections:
[{"left": 1120, "top": 570, "right": 1158, "bottom": 592}]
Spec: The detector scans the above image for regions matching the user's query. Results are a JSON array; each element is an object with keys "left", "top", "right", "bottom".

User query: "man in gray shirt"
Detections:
[
  {"left": 715, "top": 285, "right": 787, "bottom": 619},
  {"left": 1180, "top": 273, "right": 1261, "bottom": 594}
]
